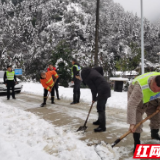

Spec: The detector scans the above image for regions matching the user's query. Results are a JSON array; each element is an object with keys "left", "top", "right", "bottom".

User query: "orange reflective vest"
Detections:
[{"left": 40, "top": 70, "right": 59, "bottom": 91}]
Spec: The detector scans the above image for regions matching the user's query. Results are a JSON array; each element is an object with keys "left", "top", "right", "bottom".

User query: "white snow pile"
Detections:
[
  {"left": 0, "top": 100, "right": 119, "bottom": 160},
  {"left": 22, "top": 82, "right": 128, "bottom": 109}
]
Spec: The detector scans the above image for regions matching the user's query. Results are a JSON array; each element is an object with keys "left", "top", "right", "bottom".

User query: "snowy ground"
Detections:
[
  {"left": 0, "top": 82, "right": 156, "bottom": 160},
  {"left": 21, "top": 82, "right": 128, "bottom": 110},
  {"left": 0, "top": 95, "right": 120, "bottom": 160}
]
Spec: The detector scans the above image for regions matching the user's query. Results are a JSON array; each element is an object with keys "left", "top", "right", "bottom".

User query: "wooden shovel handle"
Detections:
[
  {"left": 119, "top": 109, "right": 160, "bottom": 140},
  {"left": 84, "top": 102, "right": 94, "bottom": 126}
]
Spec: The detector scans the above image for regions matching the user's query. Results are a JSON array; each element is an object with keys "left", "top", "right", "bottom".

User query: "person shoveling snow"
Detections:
[
  {"left": 127, "top": 72, "right": 160, "bottom": 152},
  {"left": 76, "top": 67, "right": 111, "bottom": 132},
  {"left": 40, "top": 70, "right": 59, "bottom": 107}
]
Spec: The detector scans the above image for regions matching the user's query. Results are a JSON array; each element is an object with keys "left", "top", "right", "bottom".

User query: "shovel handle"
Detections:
[
  {"left": 112, "top": 109, "right": 160, "bottom": 147},
  {"left": 84, "top": 102, "right": 94, "bottom": 126},
  {"left": 121, "top": 109, "right": 160, "bottom": 140},
  {"left": 77, "top": 102, "right": 95, "bottom": 132}
]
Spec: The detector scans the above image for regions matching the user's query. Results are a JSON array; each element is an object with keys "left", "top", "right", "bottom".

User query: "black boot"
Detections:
[
  {"left": 70, "top": 102, "right": 76, "bottom": 105},
  {"left": 151, "top": 129, "right": 160, "bottom": 140},
  {"left": 133, "top": 133, "right": 141, "bottom": 153},
  {"left": 94, "top": 112, "right": 106, "bottom": 132},
  {"left": 40, "top": 97, "right": 47, "bottom": 107},
  {"left": 51, "top": 96, "right": 55, "bottom": 104},
  {"left": 99, "top": 111, "right": 106, "bottom": 128},
  {"left": 93, "top": 120, "right": 100, "bottom": 125},
  {"left": 94, "top": 127, "right": 106, "bottom": 132},
  {"left": 77, "top": 92, "right": 80, "bottom": 103},
  {"left": 70, "top": 94, "right": 78, "bottom": 104},
  {"left": 40, "top": 103, "right": 46, "bottom": 107},
  {"left": 71, "top": 93, "right": 77, "bottom": 104},
  {"left": 74, "top": 93, "right": 78, "bottom": 103}
]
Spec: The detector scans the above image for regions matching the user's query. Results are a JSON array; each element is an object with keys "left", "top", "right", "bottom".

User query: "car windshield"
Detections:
[{"left": 0, "top": 71, "right": 4, "bottom": 78}]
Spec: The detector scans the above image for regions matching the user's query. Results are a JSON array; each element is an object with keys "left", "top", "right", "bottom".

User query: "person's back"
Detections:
[
  {"left": 89, "top": 69, "right": 107, "bottom": 86},
  {"left": 93, "top": 66, "right": 104, "bottom": 76},
  {"left": 78, "top": 67, "right": 111, "bottom": 132},
  {"left": 82, "top": 68, "right": 110, "bottom": 100}
]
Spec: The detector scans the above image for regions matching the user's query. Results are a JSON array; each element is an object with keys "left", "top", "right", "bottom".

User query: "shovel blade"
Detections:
[
  {"left": 77, "top": 125, "right": 87, "bottom": 132},
  {"left": 111, "top": 138, "right": 121, "bottom": 148}
]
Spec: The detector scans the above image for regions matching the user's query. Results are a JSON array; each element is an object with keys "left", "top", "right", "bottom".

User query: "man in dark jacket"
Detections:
[
  {"left": 70, "top": 58, "right": 81, "bottom": 104},
  {"left": 3, "top": 65, "right": 17, "bottom": 100},
  {"left": 76, "top": 67, "right": 111, "bottom": 132},
  {"left": 93, "top": 66, "right": 104, "bottom": 76}
]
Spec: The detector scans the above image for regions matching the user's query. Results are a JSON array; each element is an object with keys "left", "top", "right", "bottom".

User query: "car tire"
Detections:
[{"left": 16, "top": 90, "right": 21, "bottom": 93}]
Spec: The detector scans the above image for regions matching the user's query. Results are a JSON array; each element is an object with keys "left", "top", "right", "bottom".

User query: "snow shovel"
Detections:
[
  {"left": 77, "top": 102, "right": 95, "bottom": 132},
  {"left": 111, "top": 108, "right": 160, "bottom": 148}
]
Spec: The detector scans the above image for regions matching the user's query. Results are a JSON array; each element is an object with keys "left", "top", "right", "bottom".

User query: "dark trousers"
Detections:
[
  {"left": 73, "top": 81, "right": 80, "bottom": 103},
  {"left": 43, "top": 88, "right": 54, "bottom": 103},
  {"left": 96, "top": 98, "right": 107, "bottom": 129},
  {"left": 54, "top": 81, "right": 59, "bottom": 99},
  {"left": 7, "top": 80, "right": 15, "bottom": 99}
]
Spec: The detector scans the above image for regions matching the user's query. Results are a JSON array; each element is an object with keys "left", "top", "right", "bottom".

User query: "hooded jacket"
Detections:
[
  {"left": 81, "top": 68, "right": 110, "bottom": 101},
  {"left": 93, "top": 66, "right": 104, "bottom": 76}
]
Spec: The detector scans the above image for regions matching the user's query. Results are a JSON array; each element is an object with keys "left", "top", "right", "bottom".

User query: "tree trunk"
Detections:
[{"left": 94, "top": 0, "right": 100, "bottom": 67}]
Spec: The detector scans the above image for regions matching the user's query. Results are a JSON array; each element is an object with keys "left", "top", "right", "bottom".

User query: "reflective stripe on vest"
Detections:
[
  {"left": 49, "top": 82, "right": 54, "bottom": 87},
  {"left": 6, "top": 71, "right": 15, "bottom": 80},
  {"left": 132, "top": 72, "right": 160, "bottom": 104},
  {"left": 46, "top": 87, "right": 50, "bottom": 90},
  {"left": 46, "top": 77, "right": 52, "bottom": 84},
  {"left": 71, "top": 65, "right": 81, "bottom": 78}
]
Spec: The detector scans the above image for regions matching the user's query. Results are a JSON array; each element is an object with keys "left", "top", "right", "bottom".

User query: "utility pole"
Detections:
[
  {"left": 94, "top": 0, "right": 100, "bottom": 67},
  {"left": 157, "top": 52, "right": 160, "bottom": 65},
  {"left": 141, "top": 0, "right": 144, "bottom": 74}
]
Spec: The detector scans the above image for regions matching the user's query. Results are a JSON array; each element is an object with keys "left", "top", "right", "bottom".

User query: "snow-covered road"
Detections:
[
  {"left": 0, "top": 82, "right": 159, "bottom": 160},
  {"left": 0, "top": 94, "right": 119, "bottom": 160}
]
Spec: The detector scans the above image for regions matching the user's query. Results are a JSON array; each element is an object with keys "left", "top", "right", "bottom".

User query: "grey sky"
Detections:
[{"left": 113, "top": 0, "right": 160, "bottom": 23}]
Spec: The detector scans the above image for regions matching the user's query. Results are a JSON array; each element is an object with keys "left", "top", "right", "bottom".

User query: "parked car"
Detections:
[{"left": 0, "top": 71, "right": 23, "bottom": 93}]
